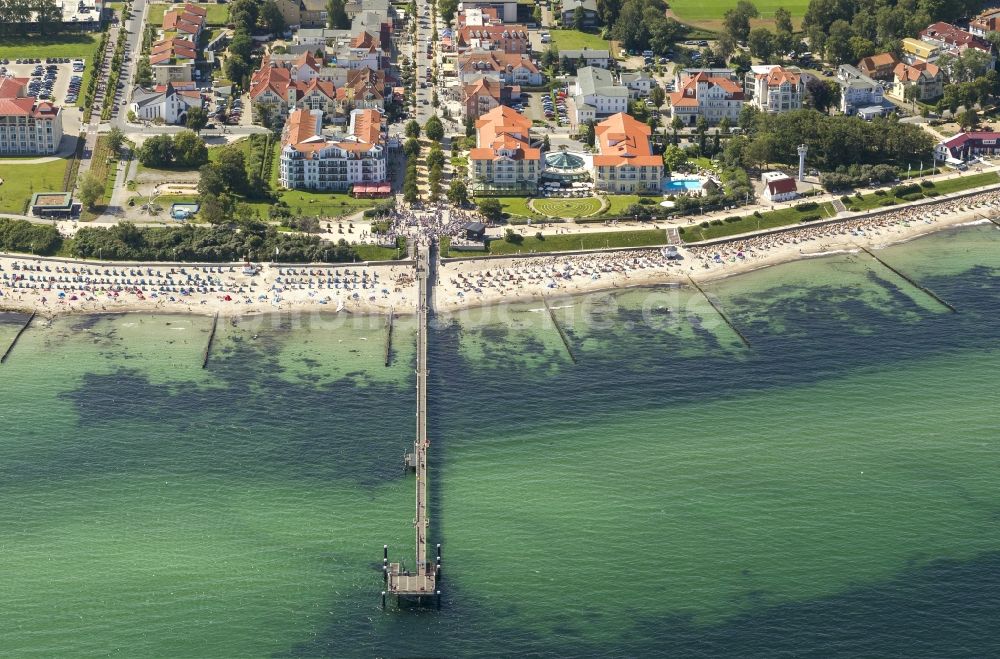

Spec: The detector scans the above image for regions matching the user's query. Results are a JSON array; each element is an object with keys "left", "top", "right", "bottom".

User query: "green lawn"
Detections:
[
  {"left": 0, "top": 159, "right": 69, "bottom": 214},
  {"left": 0, "top": 33, "right": 100, "bottom": 60},
  {"left": 479, "top": 196, "right": 542, "bottom": 220},
  {"left": 80, "top": 135, "right": 119, "bottom": 220},
  {"left": 532, "top": 196, "right": 603, "bottom": 218},
  {"left": 549, "top": 30, "right": 611, "bottom": 52},
  {"left": 843, "top": 172, "right": 1000, "bottom": 212},
  {"left": 668, "top": 0, "right": 809, "bottom": 29},
  {"left": 487, "top": 229, "right": 668, "bottom": 255},
  {"left": 355, "top": 241, "right": 407, "bottom": 261},
  {"left": 600, "top": 194, "right": 643, "bottom": 216},
  {"left": 687, "top": 202, "right": 837, "bottom": 242},
  {"left": 147, "top": 2, "right": 230, "bottom": 26},
  {"left": 278, "top": 190, "right": 380, "bottom": 218}
]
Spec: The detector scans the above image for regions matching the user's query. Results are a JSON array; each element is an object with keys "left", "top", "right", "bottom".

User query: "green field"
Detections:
[
  {"left": 0, "top": 34, "right": 100, "bottom": 60},
  {"left": 549, "top": 30, "right": 611, "bottom": 52},
  {"left": 687, "top": 201, "right": 837, "bottom": 242},
  {"left": 147, "top": 2, "right": 230, "bottom": 26},
  {"left": 0, "top": 158, "right": 69, "bottom": 214},
  {"left": 531, "top": 196, "right": 603, "bottom": 218},
  {"left": 844, "top": 172, "right": 1000, "bottom": 212},
  {"left": 487, "top": 229, "right": 668, "bottom": 255},
  {"left": 668, "top": 0, "right": 809, "bottom": 29}
]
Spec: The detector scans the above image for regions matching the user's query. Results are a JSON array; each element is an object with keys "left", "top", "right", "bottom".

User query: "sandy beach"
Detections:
[{"left": 2, "top": 187, "right": 999, "bottom": 318}]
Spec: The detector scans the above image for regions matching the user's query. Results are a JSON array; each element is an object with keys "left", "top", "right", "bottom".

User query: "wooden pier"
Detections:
[
  {"left": 384, "top": 242, "right": 440, "bottom": 608},
  {"left": 202, "top": 312, "right": 219, "bottom": 368},
  {"left": 687, "top": 277, "right": 752, "bottom": 348},
  {"left": 543, "top": 297, "right": 577, "bottom": 364},
  {"left": 0, "top": 311, "right": 36, "bottom": 364},
  {"left": 858, "top": 245, "right": 956, "bottom": 313},
  {"left": 384, "top": 307, "right": 395, "bottom": 367}
]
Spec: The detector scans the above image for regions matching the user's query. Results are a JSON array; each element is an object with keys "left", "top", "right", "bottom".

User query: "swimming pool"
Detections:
[{"left": 663, "top": 177, "right": 704, "bottom": 192}]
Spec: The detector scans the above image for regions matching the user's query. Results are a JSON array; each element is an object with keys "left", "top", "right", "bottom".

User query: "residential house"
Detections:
[
  {"left": 592, "top": 112, "right": 663, "bottom": 194},
  {"left": 298, "top": 78, "right": 339, "bottom": 120},
  {"left": 162, "top": 3, "right": 205, "bottom": 42},
  {"left": 890, "top": 61, "right": 943, "bottom": 102},
  {"left": 558, "top": 49, "right": 611, "bottom": 69},
  {"left": 747, "top": 65, "right": 803, "bottom": 113},
  {"left": 936, "top": 131, "right": 1000, "bottom": 162},
  {"left": 668, "top": 72, "right": 744, "bottom": 126},
  {"left": 619, "top": 71, "right": 655, "bottom": 99},
  {"left": 150, "top": 37, "right": 197, "bottom": 84},
  {"left": 561, "top": 0, "right": 599, "bottom": 28},
  {"left": 299, "top": 0, "right": 329, "bottom": 28},
  {"left": 250, "top": 64, "right": 295, "bottom": 123},
  {"left": 129, "top": 81, "right": 202, "bottom": 125},
  {"left": 294, "top": 28, "right": 342, "bottom": 46},
  {"left": 459, "top": 0, "right": 518, "bottom": 23},
  {"left": 0, "top": 77, "right": 63, "bottom": 154},
  {"left": 339, "top": 30, "right": 387, "bottom": 70},
  {"left": 462, "top": 75, "right": 512, "bottom": 119},
  {"left": 458, "top": 7, "right": 502, "bottom": 28},
  {"left": 901, "top": 37, "right": 940, "bottom": 63},
  {"left": 338, "top": 67, "right": 386, "bottom": 110},
  {"left": 455, "top": 24, "right": 530, "bottom": 54},
  {"left": 919, "top": 22, "right": 995, "bottom": 66},
  {"left": 761, "top": 171, "right": 798, "bottom": 202},
  {"left": 857, "top": 53, "right": 898, "bottom": 81},
  {"left": 569, "top": 66, "right": 628, "bottom": 128},
  {"left": 279, "top": 108, "right": 387, "bottom": 191},
  {"left": 969, "top": 9, "right": 1000, "bottom": 37},
  {"left": 837, "top": 64, "right": 886, "bottom": 115},
  {"left": 266, "top": 51, "right": 322, "bottom": 82},
  {"left": 273, "top": 0, "right": 302, "bottom": 29},
  {"left": 456, "top": 51, "right": 543, "bottom": 86},
  {"left": 468, "top": 105, "right": 540, "bottom": 194}
]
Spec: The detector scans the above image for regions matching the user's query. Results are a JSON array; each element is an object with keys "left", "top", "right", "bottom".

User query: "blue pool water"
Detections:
[{"left": 663, "top": 177, "right": 704, "bottom": 192}]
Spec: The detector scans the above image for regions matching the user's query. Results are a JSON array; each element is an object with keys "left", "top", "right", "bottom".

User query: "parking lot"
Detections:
[{"left": 0, "top": 58, "right": 85, "bottom": 147}]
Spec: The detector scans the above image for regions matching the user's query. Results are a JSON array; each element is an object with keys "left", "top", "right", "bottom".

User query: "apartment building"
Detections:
[
  {"left": 592, "top": 112, "right": 663, "bottom": 194},
  {"left": 279, "top": 108, "right": 387, "bottom": 191},
  {"left": 0, "top": 77, "right": 62, "bottom": 155},
  {"left": 747, "top": 65, "right": 803, "bottom": 113},
  {"left": 468, "top": 105, "right": 540, "bottom": 194},
  {"left": 668, "top": 72, "right": 744, "bottom": 126}
]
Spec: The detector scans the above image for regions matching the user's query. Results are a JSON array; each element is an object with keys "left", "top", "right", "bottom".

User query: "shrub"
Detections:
[
  {"left": 699, "top": 221, "right": 710, "bottom": 228},
  {"left": 849, "top": 206, "right": 861, "bottom": 212},
  {"left": 880, "top": 199, "right": 897, "bottom": 206},
  {"left": 638, "top": 197, "right": 655, "bottom": 205},
  {"left": 840, "top": 195, "right": 852, "bottom": 204},
  {"left": 920, "top": 180, "right": 935, "bottom": 188},
  {"left": 678, "top": 227, "right": 686, "bottom": 234},
  {"left": 794, "top": 201, "right": 818, "bottom": 212},
  {"left": 923, "top": 189, "right": 941, "bottom": 197},
  {"left": 874, "top": 189, "right": 887, "bottom": 196},
  {"left": 799, "top": 214, "right": 821, "bottom": 222},
  {"left": 710, "top": 219, "right": 723, "bottom": 226},
  {"left": 900, "top": 192, "right": 924, "bottom": 202},
  {"left": 724, "top": 216, "right": 742, "bottom": 223},
  {"left": 891, "top": 183, "right": 921, "bottom": 197}
]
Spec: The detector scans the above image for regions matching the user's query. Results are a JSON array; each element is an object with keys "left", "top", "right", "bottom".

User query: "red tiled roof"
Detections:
[
  {"left": 593, "top": 112, "right": 662, "bottom": 167},
  {"left": 767, "top": 177, "right": 797, "bottom": 195}
]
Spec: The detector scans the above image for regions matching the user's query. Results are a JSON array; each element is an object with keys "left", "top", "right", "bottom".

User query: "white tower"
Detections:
[{"left": 797, "top": 144, "right": 808, "bottom": 182}]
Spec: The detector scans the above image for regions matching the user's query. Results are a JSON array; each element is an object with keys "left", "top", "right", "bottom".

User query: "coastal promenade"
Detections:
[{"left": 384, "top": 240, "right": 440, "bottom": 607}]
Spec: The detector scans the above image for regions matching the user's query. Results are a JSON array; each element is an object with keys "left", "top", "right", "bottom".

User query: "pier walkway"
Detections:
[{"left": 384, "top": 241, "right": 440, "bottom": 606}]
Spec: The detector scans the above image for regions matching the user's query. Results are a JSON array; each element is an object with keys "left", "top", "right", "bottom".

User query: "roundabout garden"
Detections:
[{"left": 529, "top": 196, "right": 604, "bottom": 218}]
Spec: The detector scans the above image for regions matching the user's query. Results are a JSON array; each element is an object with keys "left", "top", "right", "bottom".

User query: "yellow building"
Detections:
[{"left": 902, "top": 37, "right": 939, "bottom": 62}]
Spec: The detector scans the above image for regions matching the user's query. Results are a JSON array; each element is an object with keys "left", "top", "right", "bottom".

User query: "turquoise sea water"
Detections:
[{"left": 1, "top": 224, "right": 999, "bottom": 656}]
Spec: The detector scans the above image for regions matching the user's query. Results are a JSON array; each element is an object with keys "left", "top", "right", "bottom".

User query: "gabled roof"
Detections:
[
  {"left": 859, "top": 52, "right": 897, "bottom": 70},
  {"left": 668, "top": 73, "right": 743, "bottom": 107},
  {"left": 919, "top": 22, "right": 992, "bottom": 51},
  {"left": 767, "top": 176, "right": 797, "bottom": 195},
  {"left": 458, "top": 50, "right": 539, "bottom": 74},
  {"left": 0, "top": 76, "right": 28, "bottom": 99},
  {"left": 470, "top": 105, "right": 539, "bottom": 162},
  {"left": 759, "top": 66, "right": 800, "bottom": 88},
  {"left": 941, "top": 131, "right": 1000, "bottom": 149},
  {"left": 250, "top": 65, "right": 292, "bottom": 99},
  {"left": 463, "top": 76, "right": 504, "bottom": 101},
  {"left": 894, "top": 61, "right": 940, "bottom": 82}
]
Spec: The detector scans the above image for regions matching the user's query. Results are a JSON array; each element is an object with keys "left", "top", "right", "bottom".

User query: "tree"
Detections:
[
  {"left": 224, "top": 55, "right": 250, "bottom": 86},
  {"left": 186, "top": 107, "right": 208, "bottom": 133},
  {"left": 137, "top": 134, "right": 173, "bottom": 168},
  {"left": 774, "top": 6, "right": 793, "bottom": 35},
  {"left": 671, "top": 114, "right": 684, "bottom": 144},
  {"left": 663, "top": 144, "right": 687, "bottom": 172},
  {"left": 542, "top": 134, "right": 551, "bottom": 151},
  {"left": 259, "top": 0, "right": 286, "bottom": 34},
  {"left": 198, "top": 163, "right": 226, "bottom": 197},
  {"left": 573, "top": 5, "right": 586, "bottom": 28},
  {"left": 478, "top": 197, "right": 503, "bottom": 223},
  {"left": 327, "top": 0, "right": 349, "bottom": 28},
  {"left": 807, "top": 77, "right": 839, "bottom": 113},
  {"left": 824, "top": 19, "right": 855, "bottom": 65},
  {"left": 650, "top": 85, "right": 665, "bottom": 109},
  {"left": 229, "top": 30, "right": 253, "bottom": 62},
  {"left": 425, "top": 115, "right": 444, "bottom": 141},
  {"left": 199, "top": 193, "right": 234, "bottom": 224},
  {"left": 465, "top": 115, "right": 475, "bottom": 137},
  {"left": 404, "top": 137, "right": 421, "bottom": 157},
  {"left": 215, "top": 146, "right": 248, "bottom": 194},
  {"left": 172, "top": 130, "right": 208, "bottom": 168},
  {"left": 106, "top": 127, "right": 125, "bottom": 154},
  {"left": 541, "top": 44, "right": 560, "bottom": 69},
  {"left": 448, "top": 178, "right": 468, "bottom": 206},
  {"left": 959, "top": 108, "right": 980, "bottom": 130},
  {"left": 723, "top": 0, "right": 759, "bottom": 43},
  {"left": 78, "top": 172, "right": 105, "bottom": 210},
  {"left": 583, "top": 120, "right": 596, "bottom": 147},
  {"left": 439, "top": 0, "right": 458, "bottom": 23},
  {"left": 426, "top": 147, "right": 445, "bottom": 170},
  {"left": 405, "top": 119, "right": 421, "bottom": 138},
  {"left": 748, "top": 27, "right": 775, "bottom": 61}
]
